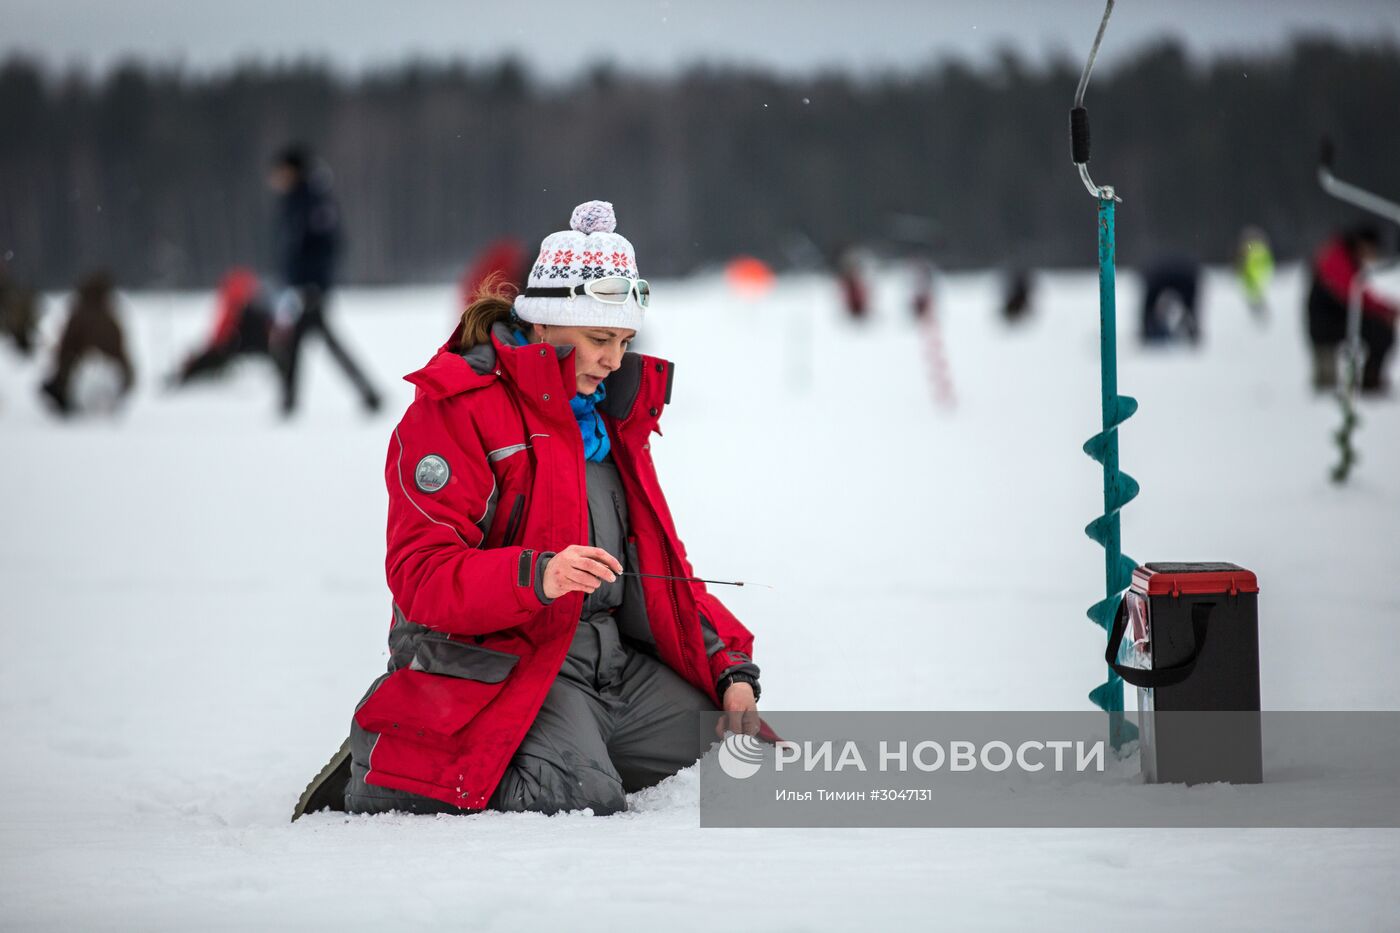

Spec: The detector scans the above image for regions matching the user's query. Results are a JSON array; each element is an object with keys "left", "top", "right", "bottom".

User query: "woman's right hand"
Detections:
[{"left": 541, "top": 545, "right": 623, "bottom": 600}]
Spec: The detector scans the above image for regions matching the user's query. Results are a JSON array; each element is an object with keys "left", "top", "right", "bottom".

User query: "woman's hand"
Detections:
[
  {"left": 541, "top": 545, "right": 622, "bottom": 600},
  {"left": 715, "top": 682, "right": 760, "bottom": 737}
]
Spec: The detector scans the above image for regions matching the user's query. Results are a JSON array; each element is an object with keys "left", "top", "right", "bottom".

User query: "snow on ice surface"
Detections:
[{"left": 1, "top": 266, "right": 1397, "bottom": 931}]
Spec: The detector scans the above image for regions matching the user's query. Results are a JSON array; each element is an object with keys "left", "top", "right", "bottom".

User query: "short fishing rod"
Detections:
[{"left": 619, "top": 571, "right": 774, "bottom": 589}]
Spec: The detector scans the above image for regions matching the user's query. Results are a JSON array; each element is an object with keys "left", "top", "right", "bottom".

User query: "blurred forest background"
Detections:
[{"left": 1, "top": 38, "right": 1397, "bottom": 288}]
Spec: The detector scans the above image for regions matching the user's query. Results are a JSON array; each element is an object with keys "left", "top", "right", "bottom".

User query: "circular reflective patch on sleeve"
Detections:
[{"left": 414, "top": 454, "right": 451, "bottom": 493}]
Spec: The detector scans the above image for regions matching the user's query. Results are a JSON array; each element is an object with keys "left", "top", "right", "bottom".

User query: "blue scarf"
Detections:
[
  {"left": 509, "top": 321, "right": 611, "bottom": 461},
  {"left": 571, "top": 382, "right": 611, "bottom": 462}
]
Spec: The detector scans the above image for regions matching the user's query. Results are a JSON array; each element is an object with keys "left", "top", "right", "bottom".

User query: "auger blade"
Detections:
[
  {"left": 1110, "top": 393, "right": 1138, "bottom": 426},
  {"left": 1083, "top": 431, "right": 1111, "bottom": 462},
  {"left": 1110, "top": 712, "right": 1140, "bottom": 749},
  {"left": 1088, "top": 679, "right": 1121, "bottom": 712},
  {"left": 1107, "top": 470, "right": 1140, "bottom": 512},
  {"left": 1115, "top": 553, "right": 1137, "bottom": 585},
  {"left": 1086, "top": 595, "right": 1119, "bottom": 631}
]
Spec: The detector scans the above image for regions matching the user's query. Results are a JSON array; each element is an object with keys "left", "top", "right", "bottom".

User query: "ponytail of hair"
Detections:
[{"left": 455, "top": 272, "right": 520, "bottom": 350}]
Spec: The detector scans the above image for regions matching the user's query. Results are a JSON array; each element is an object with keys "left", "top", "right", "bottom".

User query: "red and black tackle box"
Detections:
[{"left": 1109, "top": 562, "right": 1262, "bottom": 784}]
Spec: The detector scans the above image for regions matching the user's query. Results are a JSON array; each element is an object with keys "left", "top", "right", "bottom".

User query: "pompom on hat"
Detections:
[{"left": 513, "top": 200, "right": 646, "bottom": 331}]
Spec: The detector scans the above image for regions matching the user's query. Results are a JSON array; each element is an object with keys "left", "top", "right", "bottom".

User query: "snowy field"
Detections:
[{"left": 1, "top": 265, "right": 1398, "bottom": 930}]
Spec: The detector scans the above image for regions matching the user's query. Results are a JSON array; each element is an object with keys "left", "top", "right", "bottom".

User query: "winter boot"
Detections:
[
  {"left": 291, "top": 736, "right": 352, "bottom": 822},
  {"left": 1312, "top": 346, "right": 1339, "bottom": 392}
]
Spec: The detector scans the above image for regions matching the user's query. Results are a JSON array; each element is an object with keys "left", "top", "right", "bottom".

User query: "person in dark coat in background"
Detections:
[
  {"left": 1140, "top": 257, "right": 1202, "bottom": 345},
  {"left": 39, "top": 271, "right": 134, "bottom": 416},
  {"left": 1001, "top": 268, "right": 1033, "bottom": 325},
  {"left": 267, "top": 146, "right": 381, "bottom": 416},
  {"left": 1306, "top": 223, "right": 1397, "bottom": 394}
]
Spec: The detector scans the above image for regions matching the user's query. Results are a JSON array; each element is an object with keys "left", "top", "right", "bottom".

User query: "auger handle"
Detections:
[
  {"left": 1317, "top": 137, "right": 1400, "bottom": 225},
  {"left": 1070, "top": 0, "right": 1118, "bottom": 200}
]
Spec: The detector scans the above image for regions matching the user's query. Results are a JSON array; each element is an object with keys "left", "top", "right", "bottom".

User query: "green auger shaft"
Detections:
[
  {"left": 1082, "top": 195, "right": 1140, "bottom": 752},
  {"left": 1072, "top": 0, "right": 1136, "bottom": 751}
]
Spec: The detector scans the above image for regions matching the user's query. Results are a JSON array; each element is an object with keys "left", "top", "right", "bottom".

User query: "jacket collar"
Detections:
[
  {"left": 402, "top": 344, "right": 497, "bottom": 400},
  {"left": 403, "top": 322, "right": 524, "bottom": 399}
]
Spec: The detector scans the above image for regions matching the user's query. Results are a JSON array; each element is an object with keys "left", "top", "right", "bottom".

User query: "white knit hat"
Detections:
[{"left": 513, "top": 200, "right": 645, "bottom": 331}]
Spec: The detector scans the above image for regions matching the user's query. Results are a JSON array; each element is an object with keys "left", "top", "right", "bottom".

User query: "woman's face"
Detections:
[{"left": 532, "top": 324, "right": 636, "bottom": 395}]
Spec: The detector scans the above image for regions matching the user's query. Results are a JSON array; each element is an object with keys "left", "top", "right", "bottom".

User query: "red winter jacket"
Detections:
[
  {"left": 353, "top": 326, "right": 758, "bottom": 809},
  {"left": 210, "top": 268, "right": 260, "bottom": 346},
  {"left": 1312, "top": 238, "right": 1398, "bottom": 324}
]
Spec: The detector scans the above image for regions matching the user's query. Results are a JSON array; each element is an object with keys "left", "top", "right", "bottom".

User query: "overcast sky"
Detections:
[{"left": 3, "top": 0, "right": 1398, "bottom": 79}]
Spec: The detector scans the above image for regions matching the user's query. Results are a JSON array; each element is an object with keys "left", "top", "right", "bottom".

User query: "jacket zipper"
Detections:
[
  {"left": 501, "top": 493, "right": 525, "bottom": 547},
  {"left": 620, "top": 365, "right": 698, "bottom": 686},
  {"left": 655, "top": 517, "right": 696, "bottom": 684}
]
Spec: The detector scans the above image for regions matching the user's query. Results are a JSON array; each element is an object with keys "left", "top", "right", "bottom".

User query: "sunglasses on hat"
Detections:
[{"left": 523, "top": 276, "right": 651, "bottom": 309}]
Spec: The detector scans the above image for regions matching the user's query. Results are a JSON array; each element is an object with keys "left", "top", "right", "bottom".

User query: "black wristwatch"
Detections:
[{"left": 717, "top": 672, "right": 761, "bottom": 702}]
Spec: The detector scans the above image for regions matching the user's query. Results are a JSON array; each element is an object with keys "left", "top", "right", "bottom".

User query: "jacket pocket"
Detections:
[{"left": 354, "top": 637, "right": 520, "bottom": 743}]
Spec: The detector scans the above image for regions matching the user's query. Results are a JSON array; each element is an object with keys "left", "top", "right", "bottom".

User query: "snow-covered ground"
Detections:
[{"left": 1, "top": 265, "right": 1397, "bottom": 930}]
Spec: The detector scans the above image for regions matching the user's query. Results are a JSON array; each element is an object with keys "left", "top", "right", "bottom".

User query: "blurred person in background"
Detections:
[
  {"left": 458, "top": 238, "right": 529, "bottom": 322},
  {"left": 911, "top": 257, "right": 937, "bottom": 321},
  {"left": 266, "top": 145, "right": 381, "bottom": 416},
  {"left": 0, "top": 264, "right": 40, "bottom": 358},
  {"left": 836, "top": 246, "right": 870, "bottom": 322},
  {"left": 1236, "top": 226, "right": 1274, "bottom": 320},
  {"left": 1140, "top": 256, "right": 1203, "bottom": 346},
  {"left": 1306, "top": 223, "right": 1397, "bottom": 395},
  {"left": 1001, "top": 268, "right": 1033, "bottom": 325},
  {"left": 168, "top": 267, "right": 274, "bottom": 387},
  {"left": 38, "top": 271, "right": 134, "bottom": 416},
  {"left": 301, "top": 201, "right": 764, "bottom": 819}
]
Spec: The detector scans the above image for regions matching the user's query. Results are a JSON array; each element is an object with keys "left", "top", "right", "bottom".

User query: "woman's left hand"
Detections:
[{"left": 715, "top": 683, "right": 760, "bottom": 737}]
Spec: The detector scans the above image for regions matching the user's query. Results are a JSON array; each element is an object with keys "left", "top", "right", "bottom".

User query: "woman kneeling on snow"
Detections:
[{"left": 341, "top": 201, "right": 762, "bottom": 815}]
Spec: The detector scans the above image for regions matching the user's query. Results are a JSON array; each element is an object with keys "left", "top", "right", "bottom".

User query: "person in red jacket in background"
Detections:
[
  {"left": 168, "top": 268, "right": 273, "bottom": 386},
  {"left": 303, "top": 201, "right": 763, "bottom": 818},
  {"left": 1306, "top": 223, "right": 1398, "bottom": 394},
  {"left": 457, "top": 238, "right": 529, "bottom": 322}
]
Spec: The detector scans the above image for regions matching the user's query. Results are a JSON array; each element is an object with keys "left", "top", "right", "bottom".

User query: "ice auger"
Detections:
[
  {"left": 1071, "top": 0, "right": 1138, "bottom": 751},
  {"left": 1316, "top": 140, "right": 1400, "bottom": 484}
]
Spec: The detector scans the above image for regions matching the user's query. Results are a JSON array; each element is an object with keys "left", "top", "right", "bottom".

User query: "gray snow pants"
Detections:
[{"left": 344, "top": 617, "right": 719, "bottom": 816}]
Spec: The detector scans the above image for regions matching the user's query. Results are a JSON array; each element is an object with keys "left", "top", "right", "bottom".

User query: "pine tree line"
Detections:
[{"left": 0, "top": 39, "right": 1397, "bottom": 289}]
